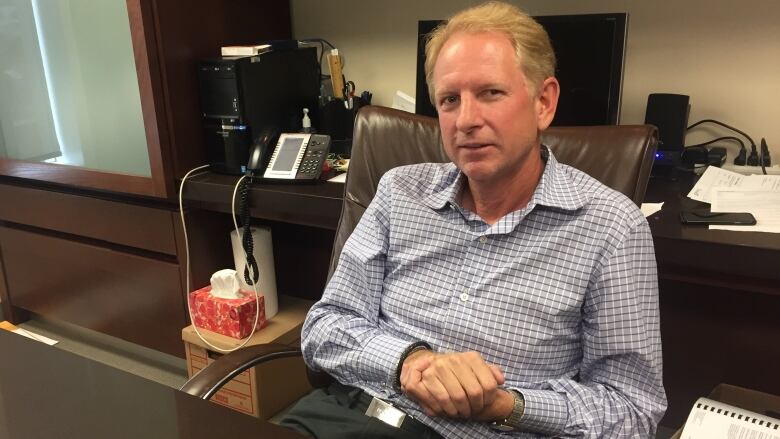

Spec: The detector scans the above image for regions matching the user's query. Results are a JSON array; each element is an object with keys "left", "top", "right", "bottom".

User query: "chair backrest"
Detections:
[{"left": 329, "top": 105, "right": 657, "bottom": 275}]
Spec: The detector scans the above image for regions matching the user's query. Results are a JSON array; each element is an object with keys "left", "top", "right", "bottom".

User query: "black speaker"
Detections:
[{"left": 644, "top": 93, "right": 690, "bottom": 168}]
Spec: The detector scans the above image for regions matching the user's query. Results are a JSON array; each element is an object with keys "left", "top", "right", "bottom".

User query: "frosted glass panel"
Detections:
[{"left": 0, "top": 0, "right": 151, "bottom": 177}]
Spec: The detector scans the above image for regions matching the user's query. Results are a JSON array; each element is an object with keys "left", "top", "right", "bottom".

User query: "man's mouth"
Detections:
[{"left": 459, "top": 142, "right": 490, "bottom": 149}]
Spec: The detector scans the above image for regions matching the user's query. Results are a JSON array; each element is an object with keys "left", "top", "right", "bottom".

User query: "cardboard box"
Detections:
[
  {"left": 670, "top": 384, "right": 780, "bottom": 438},
  {"left": 183, "top": 295, "right": 313, "bottom": 419}
]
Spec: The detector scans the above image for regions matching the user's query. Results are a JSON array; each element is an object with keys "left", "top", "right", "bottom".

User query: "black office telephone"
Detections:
[
  {"left": 246, "top": 130, "right": 330, "bottom": 181},
  {"left": 237, "top": 130, "right": 331, "bottom": 285}
]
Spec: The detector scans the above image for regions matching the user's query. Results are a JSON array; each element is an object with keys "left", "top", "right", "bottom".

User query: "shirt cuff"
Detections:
[
  {"left": 357, "top": 333, "right": 423, "bottom": 394},
  {"left": 515, "top": 388, "right": 569, "bottom": 436}
]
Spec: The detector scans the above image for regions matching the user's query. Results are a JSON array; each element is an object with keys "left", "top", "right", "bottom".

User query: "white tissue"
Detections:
[{"left": 209, "top": 269, "right": 242, "bottom": 299}]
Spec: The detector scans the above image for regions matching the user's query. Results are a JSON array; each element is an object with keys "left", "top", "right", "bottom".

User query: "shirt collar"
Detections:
[
  {"left": 420, "top": 164, "right": 464, "bottom": 210},
  {"left": 531, "top": 145, "right": 588, "bottom": 211},
  {"left": 420, "top": 146, "right": 588, "bottom": 212}
]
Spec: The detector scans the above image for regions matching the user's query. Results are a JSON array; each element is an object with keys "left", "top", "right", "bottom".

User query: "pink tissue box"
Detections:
[{"left": 188, "top": 286, "right": 266, "bottom": 339}]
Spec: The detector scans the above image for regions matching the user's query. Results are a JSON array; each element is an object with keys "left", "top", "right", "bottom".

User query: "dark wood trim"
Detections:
[
  {"left": 127, "top": 0, "right": 172, "bottom": 198},
  {"left": 0, "top": 159, "right": 156, "bottom": 196}
]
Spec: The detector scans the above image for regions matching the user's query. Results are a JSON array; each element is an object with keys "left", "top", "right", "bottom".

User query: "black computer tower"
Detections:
[{"left": 198, "top": 47, "right": 319, "bottom": 174}]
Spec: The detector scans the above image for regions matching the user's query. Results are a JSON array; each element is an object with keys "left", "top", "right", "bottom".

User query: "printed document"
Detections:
[
  {"left": 687, "top": 166, "right": 780, "bottom": 232},
  {"left": 710, "top": 188, "right": 780, "bottom": 233},
  {"left": 679, "top": 397, "right": 780, "bottom": 439}
]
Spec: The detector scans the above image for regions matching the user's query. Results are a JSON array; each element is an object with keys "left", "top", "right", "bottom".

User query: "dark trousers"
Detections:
[{"left": 279, "top": 382, "right": 444, "bottom": 439}]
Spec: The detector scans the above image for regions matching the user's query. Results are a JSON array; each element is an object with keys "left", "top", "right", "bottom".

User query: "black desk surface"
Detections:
[
  {"left": 645, "top": 173, "right": 780, "bottom": 295},
  {"left": 0, "top": 329, "right": 304, "bottom": 439}
]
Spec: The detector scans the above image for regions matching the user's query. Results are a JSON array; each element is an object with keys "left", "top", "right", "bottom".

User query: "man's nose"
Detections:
[{"left": 455, "top": 95, "right": 484, "bottom": 132}]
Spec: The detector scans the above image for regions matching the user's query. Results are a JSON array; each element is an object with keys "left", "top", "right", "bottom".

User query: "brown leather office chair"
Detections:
[{"left": 181, "top": 105, "right": 658, "bottom": 400}]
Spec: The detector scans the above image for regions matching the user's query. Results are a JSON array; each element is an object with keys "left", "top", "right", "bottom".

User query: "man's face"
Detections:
[{"left": 432, "top": 31, "right": 557, "bottom": 186}]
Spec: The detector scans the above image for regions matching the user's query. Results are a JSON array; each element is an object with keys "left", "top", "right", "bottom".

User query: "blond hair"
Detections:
[{"left": 424, "top": 1, "right": 556, "bottom": 102}]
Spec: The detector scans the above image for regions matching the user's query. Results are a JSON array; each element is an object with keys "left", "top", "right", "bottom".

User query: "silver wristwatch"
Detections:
[{"left": 490, "top": 389, "right": 525, "bottom": 432}]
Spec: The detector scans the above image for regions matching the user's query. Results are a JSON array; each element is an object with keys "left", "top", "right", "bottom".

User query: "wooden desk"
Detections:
[
  {"left": 181, "top": 171, "right": 345, "bottom": 231},
  {"left": 646, "top": 173, "right": 780, "bottom": 294},
  {"left": 0, "top": 329, "right": 305, "bottom": 439},
  {"left": 645, "top": 174, "right": 780, "bottom": 428}
]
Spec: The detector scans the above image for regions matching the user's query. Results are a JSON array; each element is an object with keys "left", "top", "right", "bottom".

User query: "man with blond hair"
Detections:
[{"left": 282, "top": 2, "right": 666, "bottom": 438}]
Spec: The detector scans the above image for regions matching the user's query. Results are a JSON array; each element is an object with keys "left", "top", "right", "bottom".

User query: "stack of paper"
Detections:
[{"left": 687, "top": 166, "right": 780, "bottom": 233}]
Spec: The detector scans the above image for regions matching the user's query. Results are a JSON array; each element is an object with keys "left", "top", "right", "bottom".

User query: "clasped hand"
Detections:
[{"left": 399, "top": 350, "right": 512, "bottom": 421}]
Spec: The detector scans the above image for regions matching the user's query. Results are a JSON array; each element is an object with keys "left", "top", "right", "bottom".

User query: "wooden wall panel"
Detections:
[
  {"left": 0, "top": 183, "right": 177, "bottom": 256},
  {"left": 0, "top": 226, "right": 186, "bottom": 356},
  {"left": 659, "top": 279, "right": 780, "bottom": 428}
]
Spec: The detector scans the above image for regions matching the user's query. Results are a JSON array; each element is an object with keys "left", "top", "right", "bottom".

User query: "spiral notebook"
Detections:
[{"left": 680, "top": 397, "right": 780, "bottom": 439}]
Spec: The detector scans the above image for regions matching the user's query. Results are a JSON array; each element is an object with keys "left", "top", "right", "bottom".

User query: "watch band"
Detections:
[{"left": 490, "top": 389, "right": 525, "bottom": 432}]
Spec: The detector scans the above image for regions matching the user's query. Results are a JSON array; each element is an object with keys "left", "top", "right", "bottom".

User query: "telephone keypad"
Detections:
[{"left": 295, "top": 134, "right": 331, "bottom": 180}]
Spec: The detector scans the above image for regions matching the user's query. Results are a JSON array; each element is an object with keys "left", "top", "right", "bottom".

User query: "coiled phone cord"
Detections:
[{"left": 238, "top": 175, "right": 259, "bottom": 286}]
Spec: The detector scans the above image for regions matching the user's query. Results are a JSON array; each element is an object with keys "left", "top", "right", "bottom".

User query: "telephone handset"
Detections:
[{"left": 246, "top": 127, "right": 279, "bottom": 174}]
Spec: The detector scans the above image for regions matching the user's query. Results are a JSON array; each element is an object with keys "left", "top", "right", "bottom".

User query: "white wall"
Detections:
[{"left": 291, "top": 0, "right": 780, "bottom": 160}]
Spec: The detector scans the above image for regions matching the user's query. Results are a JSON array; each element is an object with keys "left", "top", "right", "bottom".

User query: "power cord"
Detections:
[
  {"left": 179, "top": 166, "right": 262, "bottom": 354},
  {"left": 299, "top": 38, "right": 337, "bottom": 81},
  {"left": 760, "top": 138, "right": 771, "bottom": 171},
  {"left": 684, "top": 136, "right": 745, "bottom": 151},
  {"left": 686, "top": 119, "right": 757, "bottom": 167}
]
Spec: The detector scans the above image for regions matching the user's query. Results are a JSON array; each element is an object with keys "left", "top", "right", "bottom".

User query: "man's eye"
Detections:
[{"left": 440, "top": 96, "right": 458, "bottom": 106}]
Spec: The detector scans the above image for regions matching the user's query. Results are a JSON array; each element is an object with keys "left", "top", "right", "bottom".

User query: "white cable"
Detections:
[{"left": 179, "top": 166, "right": 262, "bottom": 353}]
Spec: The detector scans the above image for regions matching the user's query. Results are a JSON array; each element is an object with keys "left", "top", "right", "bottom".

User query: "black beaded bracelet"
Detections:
[{"left": 394, "top": 341, "right": 432, "bottom": 390}]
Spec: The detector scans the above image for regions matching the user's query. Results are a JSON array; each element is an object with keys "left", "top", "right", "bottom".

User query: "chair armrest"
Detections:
[{"left": 180, "top": 343, "right": 302, "bottom": 400}]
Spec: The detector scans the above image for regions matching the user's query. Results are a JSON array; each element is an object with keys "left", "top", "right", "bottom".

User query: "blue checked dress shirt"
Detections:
[{"left": 301, "top": 148, "right": 667, "bottom": 438}]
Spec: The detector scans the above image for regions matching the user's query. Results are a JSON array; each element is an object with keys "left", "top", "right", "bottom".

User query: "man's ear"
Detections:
[{"left": 535, "top": 77, "right": 560, "bottom": 131}]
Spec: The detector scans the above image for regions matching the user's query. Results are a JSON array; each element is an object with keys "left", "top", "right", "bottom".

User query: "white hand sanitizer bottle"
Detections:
[{"left": 302, "top": 108, "right": 312, "bottom": 133}]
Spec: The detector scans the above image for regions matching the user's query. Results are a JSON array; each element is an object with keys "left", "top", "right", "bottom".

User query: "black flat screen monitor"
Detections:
[{"left": 415, "top": 13, "right": 627, "bottom": 126}]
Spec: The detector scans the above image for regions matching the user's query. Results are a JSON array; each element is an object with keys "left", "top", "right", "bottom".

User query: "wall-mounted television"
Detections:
[{"left": 415, "top": 13, "right": 628, "bottom": 126}]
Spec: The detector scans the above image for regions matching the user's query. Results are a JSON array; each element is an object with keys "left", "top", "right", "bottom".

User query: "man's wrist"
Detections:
[
  {"left": 490, "top": 389, "right": 525, "bottom": 431},
  {"left": 394, "top": 341, "right": 431, "bottom": 390}
]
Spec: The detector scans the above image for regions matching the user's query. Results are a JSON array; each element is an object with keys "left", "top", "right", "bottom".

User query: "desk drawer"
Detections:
[
  {"left": 0, "top": 183, "right": 178, "bottom": 255},
  {"left": 0, "top": 226, "right": 187, "bottom": 356}
]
